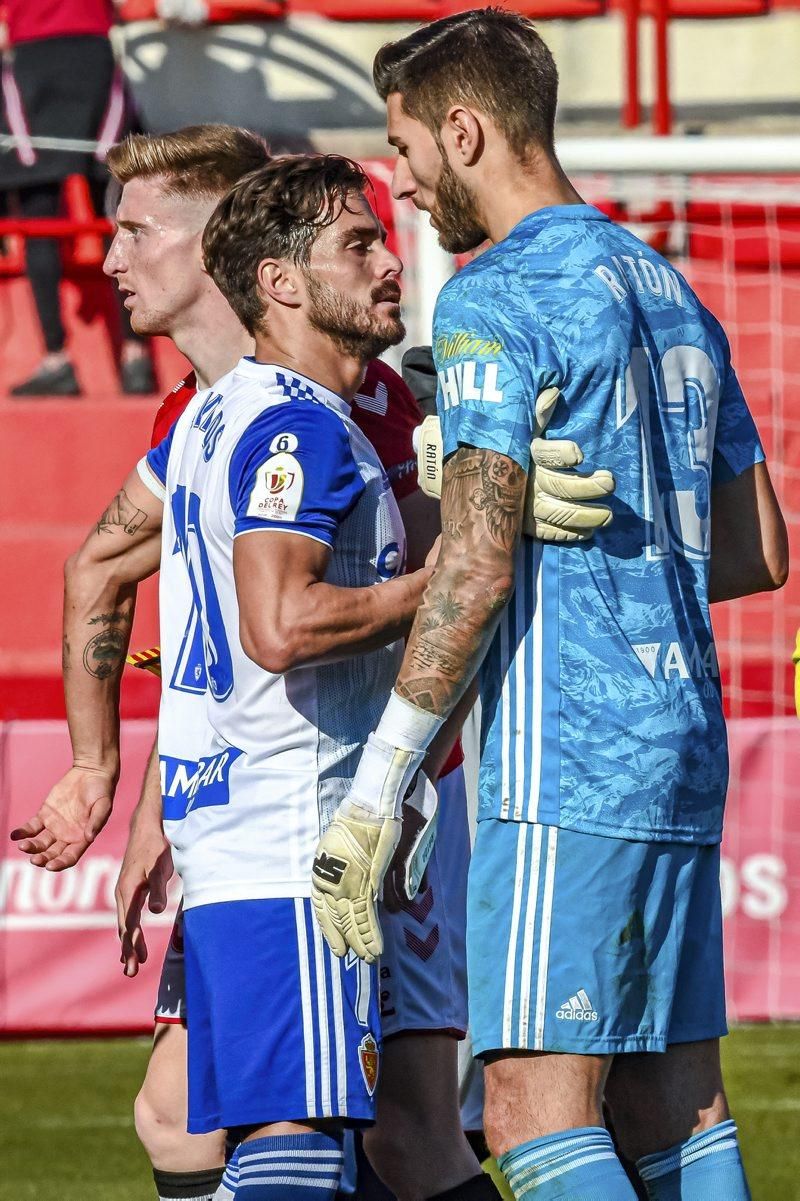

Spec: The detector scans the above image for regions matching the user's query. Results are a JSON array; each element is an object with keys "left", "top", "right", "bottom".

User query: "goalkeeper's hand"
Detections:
[
  {"left": 414, "top": 387, "right": 615, "bottom": 542},
  {"left": 311, "top": 799, "right": 401, "bottom": 964}
]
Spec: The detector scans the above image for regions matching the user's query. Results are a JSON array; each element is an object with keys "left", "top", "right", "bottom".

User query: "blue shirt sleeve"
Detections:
[
  {"left": 229, "top": 402, "right": 365, "bottom": 546},
  {"left": 432, "top": 268, "right": 559, "bottom": 474},
  {"left": 712, "top": 359, "right": 765, "bottom": 485},
  {"left": 145, "top": 419, "right": 177, "bottom": 487}
]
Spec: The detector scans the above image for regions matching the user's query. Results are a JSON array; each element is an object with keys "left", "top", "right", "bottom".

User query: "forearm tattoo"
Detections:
[
  {"left": 96, "top": 490, "right": 146, "bottom": 537},
  {"left": 397, "top": 446, "right": 526, "bottom": 716},
  {"left": 81, "top": 609, "right": 132, "bottom": 680},
  {"left": 440, "top": 446, "right": 526, "bottom": 552}
]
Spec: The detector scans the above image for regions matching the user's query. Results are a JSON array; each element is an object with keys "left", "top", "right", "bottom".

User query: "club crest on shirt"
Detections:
[
  {"left": 358, "top": 1033, "right": 379, "bottom": 1096},
  {"left": 246, "top": 451, "right": 304, "bottom": 521}
]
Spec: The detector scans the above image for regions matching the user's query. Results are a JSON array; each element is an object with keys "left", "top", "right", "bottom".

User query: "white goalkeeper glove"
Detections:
[
  {"left": 312, "top": 694, "right": 443, "bottom": 962},
  {"left": 311, "top": 794, "right": 401, "bottom": 964},
  {"left": 311, "top": 769, "right": 439, "bottom": 961},
  {"left": 414, "top": 386, "right": 615, "bottom": 542}
]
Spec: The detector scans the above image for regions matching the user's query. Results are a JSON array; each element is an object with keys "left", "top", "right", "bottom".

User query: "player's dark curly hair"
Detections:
[
  {"left": 373, "top": 7, "right": 559, "bottom": 161},
  {"left": 202, "top": 154, "right": 370, "bottom": 337}
]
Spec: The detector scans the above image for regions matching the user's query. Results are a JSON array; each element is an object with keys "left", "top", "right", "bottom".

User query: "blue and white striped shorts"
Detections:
[
  {"left": 468, "top": 818, "right": 726, "bottom": 1056},
  {"left": 183, "top": 897, "right": 380, "bottom": 1133},
  {"left": 157, "top": 768, "right": 470, "bottom": 1040}
]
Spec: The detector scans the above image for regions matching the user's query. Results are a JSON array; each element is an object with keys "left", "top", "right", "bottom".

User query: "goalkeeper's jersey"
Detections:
[
  {"left": 434, "top": 204, "right": 764, "bottom": 844},
  {"left": 139, "top": 357, "right": 405, "bottom": 909}
]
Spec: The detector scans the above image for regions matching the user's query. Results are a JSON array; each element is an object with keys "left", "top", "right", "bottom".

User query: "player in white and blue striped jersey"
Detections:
[
  {"left": 135, "top": 155, "right": 435, "bottom": 1201},
  {"left": 313, "top": 11, "right": 789, "bottom": 1201},
  {"left": 13, "top": 154, "right": 433, "bottom": 1201}
]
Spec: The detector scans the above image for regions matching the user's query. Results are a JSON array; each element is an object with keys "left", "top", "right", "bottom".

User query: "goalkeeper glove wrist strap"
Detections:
[{"left": 350, "top": 692, "right": 444, "bottom": 820}]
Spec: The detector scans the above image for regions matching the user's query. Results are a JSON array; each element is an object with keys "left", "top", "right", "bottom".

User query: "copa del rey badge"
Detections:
[
  {"left": 246, "top": 449, "right": 304, "bottom": 523},
  {"left": 358, "top": 1033, "right": 379, "bottom": 1096}
]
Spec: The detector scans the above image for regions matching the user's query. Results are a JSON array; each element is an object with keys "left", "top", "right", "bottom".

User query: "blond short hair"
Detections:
[{"left": 106, "top": 124, "right": 271, "bottom": 199}]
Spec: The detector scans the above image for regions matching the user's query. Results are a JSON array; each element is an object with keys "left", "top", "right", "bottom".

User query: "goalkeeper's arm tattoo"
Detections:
[{"left": 396, "top": 445, "right": 526, "bottom": 716}]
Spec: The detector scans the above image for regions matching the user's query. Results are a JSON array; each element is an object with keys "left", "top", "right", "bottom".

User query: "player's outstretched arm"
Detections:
[
  {"left": 10, "top": 469, "right": 163, "bottom": 870},
  {"left": 116, "top": 736, "right": 173, "bottom": 977},
  {"left": 234, "top": 530, "right": 432, "bottom": 673},
  {"left": 312, "top": 446, "right": 526, "bottom": 961},
  {"left": 709, "top": 461, "right": 789, "bottom": 603}
]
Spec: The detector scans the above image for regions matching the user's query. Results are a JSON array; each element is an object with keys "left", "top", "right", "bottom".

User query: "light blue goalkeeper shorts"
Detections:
[{"left": 467, "top": 818, "right": 727, "bottom": 1057}]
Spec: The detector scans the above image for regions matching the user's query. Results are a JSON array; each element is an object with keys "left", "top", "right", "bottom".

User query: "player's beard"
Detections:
[
  {"left": 304, "top": 273, "right": 406, "bottom": 363},
  {"left": 429, "top": 155, "right": 487, "bottom": 255}
]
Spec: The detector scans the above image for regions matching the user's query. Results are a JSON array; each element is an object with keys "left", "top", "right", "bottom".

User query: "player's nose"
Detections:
[
  {"left": 102, "top": 233, "right": 125, "bottom": 277},
  {"left": 391, "top": 157, "right": 417, "bottom": 203},
  {"left": 375, "top": 244, "right": 403, "bottom": 280}
]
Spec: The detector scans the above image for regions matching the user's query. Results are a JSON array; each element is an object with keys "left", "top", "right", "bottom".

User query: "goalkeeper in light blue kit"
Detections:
[{"left": 310, "top": 10, "right": 790, "bottom": 1201}]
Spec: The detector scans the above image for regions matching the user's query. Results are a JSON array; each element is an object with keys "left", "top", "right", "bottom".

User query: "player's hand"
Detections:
[
  {"left": 311, "top": 799, "right": 401, "bottom": 963},
  {"left": 115, "top": 821, "right": 174, "bottom": 978},
  {"left": 9, "top": 766, "right": 115, "bottom": 870},
  {"left": 528, "top": 386, "right": 615, "bottom": 541},
  {"left": 413, "top": 392, "right": 616, "bottom": 543}
]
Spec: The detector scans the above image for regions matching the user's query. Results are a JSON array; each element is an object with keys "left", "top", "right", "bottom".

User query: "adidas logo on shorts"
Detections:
[{"left": 556, "top": 989, "right": 598, "bottom": 1021}]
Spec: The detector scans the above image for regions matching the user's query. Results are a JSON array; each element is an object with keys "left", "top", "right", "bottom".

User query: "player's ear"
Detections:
[
  {"left": 257, "top": 258, "right": 301, "bottom": 308},
  {"left": 442, "top": 104, "right": 483, "bottom": 167}
]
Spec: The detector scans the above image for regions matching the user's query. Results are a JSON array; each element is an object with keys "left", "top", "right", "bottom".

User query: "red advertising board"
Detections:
[
  {"left": 0, "top": 719, "right": 178, "bottom": 1034},
  {"left": 0, "top": 717, "right": 798, "bottom": 1033},
  {"left": 722, "top": 717, "right": 800, "bottom": 1020}
]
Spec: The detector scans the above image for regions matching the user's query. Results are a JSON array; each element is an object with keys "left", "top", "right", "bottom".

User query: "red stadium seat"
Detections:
[
  {"left": 288, "top": 0, "right": 605, "bottom": 17},
  {"left": 117, "top": 0, "right": 285, "bottom": 18},
  {"left": 437, "top": 0, "right": 606, "bottom": 12},
  {"left": 61, "top": 175, "right": 107, "bottom": 270},
  {"left": 638, "top": 0, "right": 768, "bottom": 13},
  {"left": 288, "top": 0, "right": 441, "bottom": 17},
  {"left": 0, "top": 175, "right": 111, "bottom": 277}
]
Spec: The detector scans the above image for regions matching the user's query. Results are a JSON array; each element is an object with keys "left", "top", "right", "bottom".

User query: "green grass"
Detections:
[
  {"left": 0, "top": 1037, "right": 153, "bottom": 1200},
  {"left": 1, "top": 1026, "right": 798, "bottom": 1200},
  {"left": 721, "top": 1024, "right": 800, "bottom": 1200}
]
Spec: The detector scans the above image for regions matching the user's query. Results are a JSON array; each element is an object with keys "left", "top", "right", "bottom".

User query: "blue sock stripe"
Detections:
[
  {"left": 236, "top": 1176, "right": 342, "bottom": 1192},
  {"left": 500, "top": 1128, "right": 637, "bottom": 1200},
  {"left": 638, "top": 1136, "right": 741, "bottom": 1183},
  {"left": 238, "top": 1166, "right": 344, "bottom": 1180},
  {"left": 507, "top": 1139, "right": 613, "bottom": 1177},
  {"left": 502, "top": 1127, "right": 612, "bottom": 1172},
  {"left": 637, "top": 1120, "right": 740, "bottom": 1182},
  {"left": 518, "top": 1150, "right": 620, "bottom": 1190},
  {"left": 230, "top": 1132, "right": 343, "bottom": 1198},
  {"left": 238, "top": 1151, "right": 344, "bottom": 1162},
  {"left": 508, "top": 1127, "right": 610, "bottom": 1155},
  {"left": 506, "top": 1143, "right": 620, "bottom": 1190},
  {"left": 238, "top": 1159, "right": 344, "bottom": 1169}
]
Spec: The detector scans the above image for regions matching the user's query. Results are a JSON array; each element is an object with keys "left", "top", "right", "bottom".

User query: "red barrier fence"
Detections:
[{"left": 1, "top": 716, "right": 798, "bottom": 1033}]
